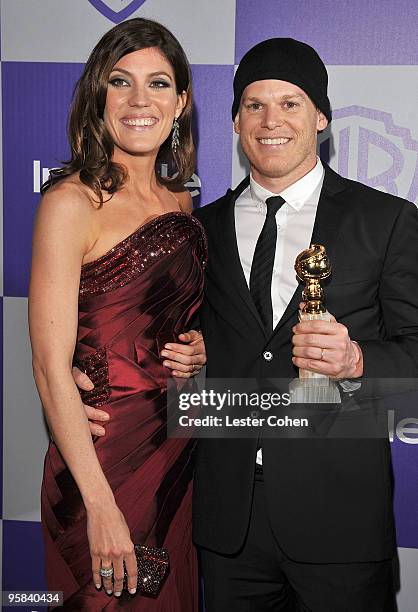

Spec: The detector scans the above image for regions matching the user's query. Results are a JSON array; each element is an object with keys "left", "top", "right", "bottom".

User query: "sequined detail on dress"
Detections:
[
  {"left": 77, "top": 347, "right": 110, "bottom": 407},
  {"left": 79, "top": 212, "right": 207, "bottom": 300}
]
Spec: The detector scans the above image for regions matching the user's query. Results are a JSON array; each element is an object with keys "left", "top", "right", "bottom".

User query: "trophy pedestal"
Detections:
[
  {"left": 290, "top": 309, "right": 341, "bottom": 404},
  {"left": 289, "top": 378, "right": 341, "bottom": 404}
]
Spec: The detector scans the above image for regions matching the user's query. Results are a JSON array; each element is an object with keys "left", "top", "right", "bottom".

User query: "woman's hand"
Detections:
[{"left": 87, "top": 500, "right": 138, "bottom": 596}]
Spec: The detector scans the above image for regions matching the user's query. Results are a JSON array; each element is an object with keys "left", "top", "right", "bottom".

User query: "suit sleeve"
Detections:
[{"left": 359, "top": 200, "right": 418, "bottom": 377}]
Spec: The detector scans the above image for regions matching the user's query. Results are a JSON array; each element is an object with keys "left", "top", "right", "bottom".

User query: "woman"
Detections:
[{"left": 29, "top": 18, "right": 207, "bottom": 610}]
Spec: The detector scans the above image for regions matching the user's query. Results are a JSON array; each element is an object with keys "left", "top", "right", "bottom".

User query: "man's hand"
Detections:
[
  {"left": 72, "top": 366, "right": 110, "bottom": 436},
  {"left": 73, "top": 330, "right": 206, "bottom": 437},
  {"left": 161, "top": 330, "right": 206, "bottom": 378},
  {"left": 291, "top": 311, "right": 363, "bottom": 379}
]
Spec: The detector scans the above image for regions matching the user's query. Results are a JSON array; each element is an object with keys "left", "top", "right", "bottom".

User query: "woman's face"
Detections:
[{"left": 103, "top": 47, "right": 186, "bottom": 157}]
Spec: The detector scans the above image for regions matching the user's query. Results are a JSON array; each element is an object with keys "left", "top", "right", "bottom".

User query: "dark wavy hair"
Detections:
[{"left": 41, "top": 18, "right": 195, "bottom": 205}]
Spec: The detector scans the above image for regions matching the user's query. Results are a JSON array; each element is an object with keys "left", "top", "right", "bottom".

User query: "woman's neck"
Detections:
[{"left": 112, "top": 147, "right": 160, "bottom": 198}]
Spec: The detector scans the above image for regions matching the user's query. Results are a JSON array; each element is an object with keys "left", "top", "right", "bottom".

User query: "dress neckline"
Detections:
[{"left": 81, "top": 210, "right": 190, "bottom": 270}]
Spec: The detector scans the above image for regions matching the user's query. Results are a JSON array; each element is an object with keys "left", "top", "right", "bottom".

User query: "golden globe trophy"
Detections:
[{"left": 289, "top": 244, "right": 341, "bottom": 403}]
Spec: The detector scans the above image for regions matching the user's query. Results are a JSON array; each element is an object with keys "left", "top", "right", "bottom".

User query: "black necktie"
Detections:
[{"left": 250, "top": 196, "right": 285, "bottom": 331}]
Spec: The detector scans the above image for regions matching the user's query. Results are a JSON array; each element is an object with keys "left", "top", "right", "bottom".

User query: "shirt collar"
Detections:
[{"left": 249, "top": 157, "right": 324, "bottom": 212}]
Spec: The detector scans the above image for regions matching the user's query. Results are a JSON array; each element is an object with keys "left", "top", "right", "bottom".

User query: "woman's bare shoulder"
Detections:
[
  {"left": 168, "top": 186, "right": 192, "bottom": 213},
  {"left": 35, "top": 175, "right": 99, "bottom": 246},
  {"left": 38, "top": 175, "right": 101, "bottom": 230},
  {"left": 43, "top": 174, "right": 98, "bottom": 208}
]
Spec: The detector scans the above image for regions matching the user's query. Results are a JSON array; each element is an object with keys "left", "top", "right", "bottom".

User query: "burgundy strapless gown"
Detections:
[{"left": 41, "top": 212, "right": 207, "bottom": 610}]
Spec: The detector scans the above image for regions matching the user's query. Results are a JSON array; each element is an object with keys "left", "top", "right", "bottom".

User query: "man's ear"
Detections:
[
  {"left": 316, "top": 109, "right": 328, "bottom": 133},
  {"left": 233, "top": 114, "right": 240, "bottom": 135}
]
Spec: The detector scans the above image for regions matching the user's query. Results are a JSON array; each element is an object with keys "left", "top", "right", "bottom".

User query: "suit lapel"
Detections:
[
  {"left": 216, "top": 176, "right": 268, "bottom": 336},
  {"left": 272, "top": 165, "right": 350, "bottom": 336}
]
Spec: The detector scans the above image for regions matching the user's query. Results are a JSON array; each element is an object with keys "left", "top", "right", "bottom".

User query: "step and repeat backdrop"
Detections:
[{"left": 1, "top": 0, "right": 418, "bottom": 609}]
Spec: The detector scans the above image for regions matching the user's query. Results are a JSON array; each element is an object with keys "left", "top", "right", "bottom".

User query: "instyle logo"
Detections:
[
  {"left": 319, "top": 106, "right": 418, "bottom": 204},
  {"left": 32, "top": 160, "right": 202, "bottom": 199},
  {"left": 88, "top": 0, "right": 147, "bottom": 23}
]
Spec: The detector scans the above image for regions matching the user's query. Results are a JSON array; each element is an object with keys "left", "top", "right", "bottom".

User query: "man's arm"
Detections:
[
  {"left": 292, "top": 200, "right": 418, "bottom": 379},
  {"left": 74, "top": 330, "right": 206, "bottom": 435},
  {"left": 356, "top": 200, "right": 418, "bottom": 377}
]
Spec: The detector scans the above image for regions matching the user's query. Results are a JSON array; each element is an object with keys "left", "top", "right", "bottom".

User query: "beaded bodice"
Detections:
[
  {"left": 79, "top": 211, "right": 207, "bottom": 300},
  {"left": 75, "top": 211, "right": 207, "bottom": 407}
]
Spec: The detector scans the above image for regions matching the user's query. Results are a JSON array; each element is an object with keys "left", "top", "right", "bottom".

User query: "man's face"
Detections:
[{"left": 234, "top": 79, "right": 328, "bottom": 188}]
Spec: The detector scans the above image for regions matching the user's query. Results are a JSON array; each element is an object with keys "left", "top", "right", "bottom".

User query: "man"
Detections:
[
  {"left": 78, "top": 38, "right": 418, "bottom": 611},
  {"left": 190, "top": 38, "right": 418, "bottom": 611}
]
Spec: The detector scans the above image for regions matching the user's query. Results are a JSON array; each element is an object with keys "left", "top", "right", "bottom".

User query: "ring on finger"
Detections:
[
  {"left": 100, "top": 566, "right": 114, "bottom": 578},
  {"left": 320, "top": 348, "right": 325, "bottom": 361}
]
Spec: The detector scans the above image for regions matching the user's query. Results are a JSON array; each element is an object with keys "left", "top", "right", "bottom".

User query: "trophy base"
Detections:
[
  {"left": 289, "top": 377, "right": 341, "bottom": 404},
  {"left": 299, "top": 309, "right": 331, "bottom": 381},
  {"left": 293, "top": 308, "right": 341, "bottom": 403}
]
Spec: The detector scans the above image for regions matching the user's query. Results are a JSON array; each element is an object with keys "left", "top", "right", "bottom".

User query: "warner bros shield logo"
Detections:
[
  {"left": 319, "top": 106, "right": 418, "bottom": 204},
  {"left": 88, "top": 0, "right": 147, "bottom": 23}
]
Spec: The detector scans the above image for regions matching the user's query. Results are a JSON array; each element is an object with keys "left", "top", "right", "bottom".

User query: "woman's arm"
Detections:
[
  {"left": 29, "top": 182, "right": 111, "bottom": 505},
  {"left": 29, "top": 182, "right": 137, "bottom": 596}
]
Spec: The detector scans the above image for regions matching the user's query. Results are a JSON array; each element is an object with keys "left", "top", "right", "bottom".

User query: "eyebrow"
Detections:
[
  {"left": 243, "top": 93, "right": 306, "bottom": 102},
  {"left": 109, "top": 67, "right": 173, "bottom": 81},
  {"left": 281, "top": 93, "right": 306, "bottom": 101}
]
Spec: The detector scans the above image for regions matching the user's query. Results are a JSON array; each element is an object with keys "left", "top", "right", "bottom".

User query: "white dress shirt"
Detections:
[{"left": 234, "top": 159, "right": 325, "bottom": 464}]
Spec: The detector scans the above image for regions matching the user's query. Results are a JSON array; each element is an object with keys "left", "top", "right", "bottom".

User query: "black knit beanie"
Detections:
[{"left": 232, "top": 38, "right": 331, "bottom": 122}]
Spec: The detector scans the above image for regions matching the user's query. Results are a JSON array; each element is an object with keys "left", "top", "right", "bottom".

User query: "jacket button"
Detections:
[{"left": 263, "top": 351, "right": 273, "bottom": 361}]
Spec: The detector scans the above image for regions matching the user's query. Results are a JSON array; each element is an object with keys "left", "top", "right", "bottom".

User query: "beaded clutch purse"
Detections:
[{"left": 124, "top": 545, "right": 170, "bottom": 597}]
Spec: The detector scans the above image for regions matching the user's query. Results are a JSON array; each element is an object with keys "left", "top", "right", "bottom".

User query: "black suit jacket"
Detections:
[{"left": 192, "top": 165, "right": 418, "bottom": 563}]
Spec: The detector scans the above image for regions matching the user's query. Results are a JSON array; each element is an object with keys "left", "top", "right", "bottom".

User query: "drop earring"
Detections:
[{"left": 171, "top": 118, "right": 180, "bottom": 153}]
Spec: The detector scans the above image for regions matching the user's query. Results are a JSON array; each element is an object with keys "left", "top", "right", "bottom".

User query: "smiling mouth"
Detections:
[
  {"left": 258, "top": 137, "right": 291, "bottom": 145},
  {"left": 120, "top": 117, "right": 159, "bottom": 129}
]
